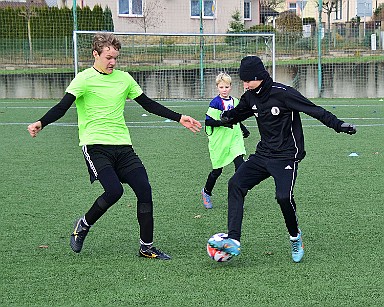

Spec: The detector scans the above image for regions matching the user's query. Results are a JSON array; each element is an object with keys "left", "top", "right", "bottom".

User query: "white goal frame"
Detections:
[{"left": 73, "top": 31, "right": 275, "bottom": 99}]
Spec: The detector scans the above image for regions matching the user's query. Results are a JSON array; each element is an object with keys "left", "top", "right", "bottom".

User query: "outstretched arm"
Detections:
[
  {"left": 285, "top": 90, "right": 356, "bottom": 134},
  {"left": 134, "top": 93, "right": 201, "bottom": 132},
  {"left": 27, "top": 93, "right": 75, "bottom": 138}
]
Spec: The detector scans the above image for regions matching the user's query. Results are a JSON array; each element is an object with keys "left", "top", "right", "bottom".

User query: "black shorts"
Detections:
[{"left": 82, "top": 144, "right": 144, "bottom": 183}]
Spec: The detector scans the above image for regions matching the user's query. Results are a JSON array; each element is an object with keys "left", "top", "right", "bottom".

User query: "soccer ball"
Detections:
[{"left": 206, "top": 233, "right": 233, "bottom": 262}]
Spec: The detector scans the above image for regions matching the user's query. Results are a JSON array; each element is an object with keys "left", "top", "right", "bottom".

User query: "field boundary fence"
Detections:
[{"left": 1, "top": 30, "right": 383, "bottom": 99}]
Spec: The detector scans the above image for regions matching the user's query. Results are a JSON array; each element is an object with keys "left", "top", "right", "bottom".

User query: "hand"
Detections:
[
  {"left": 220, "top": 111, "right": 232, "bottom": 124},
  {"left": 179, "top": 115, "right": 202, "bottom": 133},
  {"left": 27, "top": 121, "right": 42, "bottom": 138},
  {"left": 340, "top": 123, "right": 356, "bottom": 135},
  {"left": 242, "top": 129, "right": 250, "bottom": 138}
]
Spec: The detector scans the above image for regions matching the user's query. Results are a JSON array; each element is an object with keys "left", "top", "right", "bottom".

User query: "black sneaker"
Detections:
[
  {"left": 70, "top": 218, "right": 90, "bottom": 253},
  {"left": 139, "top": 246, "right": 171, "bottom": 260}
]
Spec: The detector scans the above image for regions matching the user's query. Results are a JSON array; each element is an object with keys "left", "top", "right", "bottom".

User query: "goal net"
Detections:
[{"left": 73, "top": 31, "right": 275, "bottom": 100}]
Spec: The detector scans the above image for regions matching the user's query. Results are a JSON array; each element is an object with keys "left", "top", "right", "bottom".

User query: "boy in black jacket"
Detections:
[{"left": 209, "top": 56, "right": 356, "bottom": 262}]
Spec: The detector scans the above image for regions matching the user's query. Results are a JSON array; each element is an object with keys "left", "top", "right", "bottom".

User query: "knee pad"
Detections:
[
  {"left": 137, "top": 202, "right": 153, "bottom": 214},
  {"left": 96, "top": 196, "right": 111, "bottom": 211}
]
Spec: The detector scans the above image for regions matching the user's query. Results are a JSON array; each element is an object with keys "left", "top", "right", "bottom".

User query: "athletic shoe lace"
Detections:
[{"left": 291, "top": 239, "right": 300, "bottom": 253}]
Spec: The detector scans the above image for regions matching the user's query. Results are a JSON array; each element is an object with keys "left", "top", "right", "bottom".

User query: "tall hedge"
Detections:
[{"left": 0, "top": 5, "right": 114, "bottom": 39}]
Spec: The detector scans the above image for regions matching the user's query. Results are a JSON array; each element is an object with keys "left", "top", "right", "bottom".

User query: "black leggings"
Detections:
[
  {"left": 84, "top": 166, "right": 154, "bottom": 244},
  {"left": 204, "top": 155, "right": 244, "bottom": 195}
]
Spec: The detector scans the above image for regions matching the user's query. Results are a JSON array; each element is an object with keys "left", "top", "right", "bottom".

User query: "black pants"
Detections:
[{"left": 227, "top": 153, "right": 300, "bottom": 241}]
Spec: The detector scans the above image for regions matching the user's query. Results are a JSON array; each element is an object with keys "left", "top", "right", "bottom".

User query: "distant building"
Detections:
[
  {"left": 62, "top": 0, "right": 261, "bottom": 33},
  {"left": 284, "top": 0, "right": 383, "bottom": 24},
  {"left": 0, "top": 0, "right": 47, "bottom": 8}
]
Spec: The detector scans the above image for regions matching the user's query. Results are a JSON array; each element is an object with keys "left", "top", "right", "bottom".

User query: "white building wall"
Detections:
[
  {"left": 65, "top": 0, "right": 260, "bottom": 33},
  {"left": 293, "top": 0, "right": 384, "bottom": 24}
]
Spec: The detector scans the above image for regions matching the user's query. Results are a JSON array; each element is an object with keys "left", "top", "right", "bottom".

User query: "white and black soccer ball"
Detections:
[{"left": 206, "top": 233, "right": 233, "bottom": 262}]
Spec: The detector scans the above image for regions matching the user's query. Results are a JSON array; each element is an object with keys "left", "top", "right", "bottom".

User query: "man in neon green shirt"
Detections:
[{"left": 28, "top": 32, "right": 201, "bottom": 260}]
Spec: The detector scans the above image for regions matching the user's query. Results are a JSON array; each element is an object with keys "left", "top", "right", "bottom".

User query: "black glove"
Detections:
[
  {"left": 340, "top": 123, "right": 357, "bottom": 135},
  {"left": 220, "top": 110, "right": 232, "bottom": 124}
]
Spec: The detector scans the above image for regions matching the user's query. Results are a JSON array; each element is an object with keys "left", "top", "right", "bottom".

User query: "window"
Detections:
[
  {"left": 288, "top": 2, "right": 297, "bottom": 12},
  {"left": 244, "top": 1, "right": 251, "bottom": 20},
  {"left": 335, "top": 0, "right": 342, "bottom": 20},
  {"left": 118, "top": 0, "right": 143, "bottom": 16},
  {"left": 191, "top": 0, "right": 215, "bottom": 18}
]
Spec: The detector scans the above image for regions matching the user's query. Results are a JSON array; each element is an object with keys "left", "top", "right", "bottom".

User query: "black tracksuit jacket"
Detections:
[{"left": 224, "top": 78, "right": 345, "bottom": 161}]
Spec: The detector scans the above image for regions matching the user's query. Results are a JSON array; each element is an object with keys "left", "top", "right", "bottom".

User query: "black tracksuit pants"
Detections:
[{"left": 227, "top": 153, "right": 300, "bottom": 241}]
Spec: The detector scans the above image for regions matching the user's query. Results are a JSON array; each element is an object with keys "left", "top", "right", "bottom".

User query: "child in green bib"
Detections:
[{"left": 201, "top": 73, "right": 250, "bottom": 209}]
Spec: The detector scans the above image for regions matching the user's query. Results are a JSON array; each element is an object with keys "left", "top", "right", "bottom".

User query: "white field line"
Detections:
[{"left": 1, "top": 103, "right": 384, "bottom": 109}]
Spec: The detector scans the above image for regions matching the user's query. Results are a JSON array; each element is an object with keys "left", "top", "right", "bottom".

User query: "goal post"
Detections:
[{"left": 73, "top": 31, "right": 275, "bottom": 100}]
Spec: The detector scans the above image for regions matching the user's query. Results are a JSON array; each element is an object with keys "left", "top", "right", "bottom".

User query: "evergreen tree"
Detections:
[
  {"left": 227, "top": 10, "right": 244, "bottom": 33},
  {"left": 103, "top": 6, "right": 114, "bottom": 31}
]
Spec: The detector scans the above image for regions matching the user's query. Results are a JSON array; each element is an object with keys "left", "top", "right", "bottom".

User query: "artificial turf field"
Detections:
[{"left": 0, "top": 98, "right": 383, "bottom": 306}]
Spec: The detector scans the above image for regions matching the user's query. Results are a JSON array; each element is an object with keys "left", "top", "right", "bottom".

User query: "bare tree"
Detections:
[
  {"left": 259, "top": 0, "right": 285, "bottom": 24},
  {"left": 373, "top": 3, "right": 384, "bottom": 21},
  {"left": 20, "top": 1, "right": 38, "bottom": 61},
  {"left": 127, "top": 0, "right": 165, "bottom": 33},
  {"left": 317, "top": 0, "right": 337, "bottom": 48},
  {"left": 260, "top": 0, "right": 286, "bottom": 10}
]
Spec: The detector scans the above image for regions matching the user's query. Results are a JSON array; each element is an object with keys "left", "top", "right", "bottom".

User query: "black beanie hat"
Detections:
[{"left": 239, "top": 56, "right": 269, "bottom": 81}]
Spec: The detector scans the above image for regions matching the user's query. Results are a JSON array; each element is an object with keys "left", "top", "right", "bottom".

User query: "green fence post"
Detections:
[
  {"left": 317, "top": 0, "right": 323, "bottom": 97},
  {"left": 73, "top": 0, "right": 77, "bottom": 31},
  {"left": 199, "top": 0, "right": 204, "bottom": 98}
]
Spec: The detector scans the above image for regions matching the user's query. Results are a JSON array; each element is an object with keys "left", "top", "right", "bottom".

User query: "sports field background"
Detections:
[{"left": 1, "top": 98, "right": 383, "bottom": 306}]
